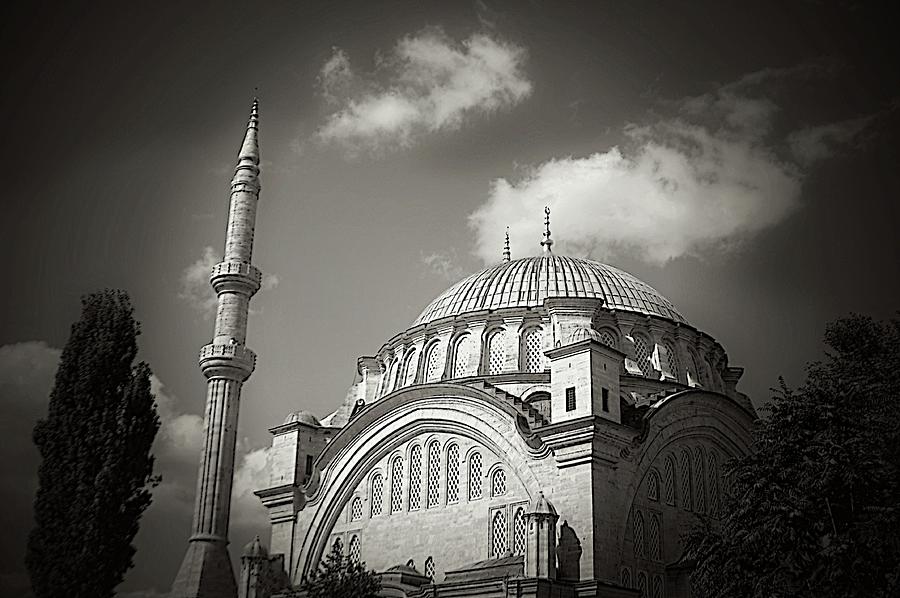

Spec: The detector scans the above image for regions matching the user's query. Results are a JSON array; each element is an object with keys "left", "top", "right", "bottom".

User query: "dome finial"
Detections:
[
  {"left": 540, "top": 206, "right": 554, "bottom": 253},
  {"left": 502, "top": 227, "right": 511, "bottom": 262}
]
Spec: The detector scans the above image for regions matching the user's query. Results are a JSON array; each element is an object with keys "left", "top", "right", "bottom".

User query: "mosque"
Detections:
[{"left": 170, "top": 102, "right": 756, "bottom": 598}]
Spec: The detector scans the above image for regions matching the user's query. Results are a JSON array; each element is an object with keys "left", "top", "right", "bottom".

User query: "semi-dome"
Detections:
[{"left": 413, "top": 255, "right": 686, "bottom": 327}]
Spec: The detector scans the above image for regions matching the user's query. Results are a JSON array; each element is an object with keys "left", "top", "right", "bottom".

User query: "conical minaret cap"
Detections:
[
  {"left": 238, "top": 98, "right": 260, "bottom": 164},
  {"left": 527, "top": 491, "right": 558, "bottom": 516}
]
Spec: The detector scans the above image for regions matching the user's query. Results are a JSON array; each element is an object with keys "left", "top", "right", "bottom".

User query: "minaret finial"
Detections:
[
  {"left": 502, "top": 227, "right": 511, "bottom": 262},
  {"left": 540, "top": 206, "right": 554, "bottom": 253},
  {"left": 238, "top": 98, "right": 260, "bottom": 164}
]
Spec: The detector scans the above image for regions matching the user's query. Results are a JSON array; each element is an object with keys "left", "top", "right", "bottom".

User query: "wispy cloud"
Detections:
[
  {"left": 316, "top": 28, "right": 532, "bottom": 154},
  {"left": 470, "top": 62, "right": 885, "bottom": 265},
  {"left": 179, "top": 247, "right": 279, "bottom": 318},
  {"left": 420, "top": 249, "right": 466, "bottom": 281}
]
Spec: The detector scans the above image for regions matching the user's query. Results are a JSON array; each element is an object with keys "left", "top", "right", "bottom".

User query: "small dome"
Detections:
[
  {"left": 387, "top": 563, "right": 421, "bottom": 575},
  {"left": 565, "top": 326, "right": 605, "bottom": 345},
  {"left": 527, "top": 491, "right": 558, "bottom": 517},
  {"left": 242, "top": 535, "right": 268, "bottom": 557},
  {"left": 283, "top": 410, "right": 321, "bottom": 426}
]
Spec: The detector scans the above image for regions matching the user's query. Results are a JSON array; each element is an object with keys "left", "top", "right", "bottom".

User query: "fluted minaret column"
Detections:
[{"left": 172, "top": 99, "right": 263, "bottom": 598}]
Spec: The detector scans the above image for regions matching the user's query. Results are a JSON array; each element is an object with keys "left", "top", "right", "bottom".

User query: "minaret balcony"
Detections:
[
  {"left": 210, "top": 260, "right": 262, "bottom": 295},
  {"left": 199, "top": 342, "right": 257, "bottom": 379}
]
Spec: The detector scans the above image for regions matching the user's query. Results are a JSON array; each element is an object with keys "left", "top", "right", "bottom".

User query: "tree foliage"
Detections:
[
  {"left": 26, "top": 290, "right": 161, "bottom": 598},
  {"left": 687, "top": 314, "right": 900, "bottom": 598},
  {"left": 295, "top": 539, "right": 381, "bottom": 598}
]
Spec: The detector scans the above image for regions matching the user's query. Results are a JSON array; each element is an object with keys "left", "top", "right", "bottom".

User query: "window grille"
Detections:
[
  {"left": 491, "top": 469, "right": 507, "bottom": 497},
  {"left": 370, "top": 474, "right": 384, "bottom": 516},
  {"left": 523, "top": 328, "right": 544, "bottom": 372},
  {"left": 598, "top": 329, "right": 617, "bottom": 348},
  {"left": 424, "top": 342, "right": 444, "bottom": 382},
  {"left": 633, "top": 510, "right": 646, "bottom": 558},
  {"left": 348, "top": 535, "right": 360, "bottom": 564},
  {"left": 694, "top": 448, "right": 706, "bottom": 513},
  {"left": 427, "top": 441, "right": 440, "bottom": 508},
  {"left": 350, "top": 497, "right": 363, "bottom": 521},
  {"left": 632, "top": 334, "right": 653, "bottom": 377},
  {"left": 513, "top": 507, "right": 526, "bottom": 555},
  {"left": 708, "top": 451, "right": 720, "bottom": 517},
  {"left": 390, "top": 457, "right": 403, "bottom": 513},
  {"left": 649, "top": 514, "right": 661, "bottom": 561},
  {"left": 565, "top": 387, "right": 576, "bottom": 412},
  {"left": 452, "top": 335, "right": 475, "bottom": 378},
  {"left": 409, "top": 445, "right": 422, "bottom": 510},
  {"left": 637, "top": 572, "right": 647, "bottom": 596},
  {"left": 680, "top": 450, "right": 693, "bottom": 511},
  {"left": 469, "top": 452, "right": 483, "bottom": 500},
  {"left": 648, "top": 469, "right": 660, "bottom": 502},
  {"left": 488, "top": 330, "right": 506, "bottom": 374},
  {"left": 651, "top": 575, "right": 663, "bottom": 598},
  {"left": 621, "top": 567, "right": 632, "bottom": 588},
  {"left": 424, "top": 556, "right": 435, "bottom": 579},
  {"left": 664, "top": 457, "right": 676, "bottom": 506},
  {"left": 491, "top": 510, "right": 508, "bottom": 557},
  {"left": 332, "top": 537, "right": 342, "bottom": 554},
  {"left": 402, "top": 349, "right": 418, "bottom": 387},
  {"left": 663, "top": 340, "right": 680, "bottom": 380},
  {"left": 446, "top": 444, "right": 460, "bottom": 503}
]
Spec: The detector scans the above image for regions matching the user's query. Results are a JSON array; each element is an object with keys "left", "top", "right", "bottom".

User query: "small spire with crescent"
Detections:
[
  {"left": 540, "top": 206, "right": 554, "bottom": 253},
  {"left": 502, "top": 227, "right": 511, "bottom": 262}
]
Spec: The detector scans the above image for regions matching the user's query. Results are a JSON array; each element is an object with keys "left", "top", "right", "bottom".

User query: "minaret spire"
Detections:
[
  {"left": 172, "top": 99, "right": 264, "bottom": 598},
  {"left": 502, "top": 227, "right": 511, "bottom": 262},
  {"left": 540, "top": 206, "right": 554, "bottom": 253}
]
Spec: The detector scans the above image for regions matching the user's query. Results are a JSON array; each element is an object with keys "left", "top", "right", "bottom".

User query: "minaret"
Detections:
[{"left": 172, "top": 99, "right": 264, "bottom": 598}]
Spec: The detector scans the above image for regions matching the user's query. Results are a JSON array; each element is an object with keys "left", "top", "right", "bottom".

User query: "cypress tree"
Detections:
[{"left": 26, "top": 290, "right": 161, "bottom": 598}]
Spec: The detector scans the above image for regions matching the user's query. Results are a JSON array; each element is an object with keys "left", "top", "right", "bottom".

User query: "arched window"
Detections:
[
  {"left": 598, "top": 328, "right": 617, "bottom": 349},
  {"left": 632, "top": 510, "right": 646, "bottom": 558},
  {"left": 708, "top": 451, "right": 720, "bottom": 518},
  {"left": 649, "top": 514, "right": 661, "bottom": 561},
  {"left": 390, "top": 456, "right": 403, "bottom": 513},
  {"left": 680, "top": 450, "right": 693, "bottom": 511},
  {"left": 487, "top": 329, "right": 507, "bottom": 374},
  {"left": 637, "top": 572, "right": 647, "bottom": 596},
  {"left": 632, "top": 333, "right": 653, "bottom": 377},
  {"left": 663, "top": 340, "right": 680, "bottom": 381},
  {"left": 385, "top": 358, "right": 399, "bottom": 394},
  {"left": 424, "top": 342, "right": 444, "bottom": 383},
  {"left": 424, "top": 556, "right": 435, "bottom": 579},
  {"left": 513, "top": 506, "right": 526, "bottom": 555},
  {"left": 522, "top": 327, "right": 545, "bottom": 372},
  {"left": 348, "top": 535, "right": 360, "bottom": 564},
  {"left": 408, "top": 445, "right": 422, "bottom": 510},
  {"left": 621, "top": 567, "right": 632, "bottom": 589},
  {"left": 332, "top": 537, "right": 342, "bottom": 553},
  {"left": 377, "top": 360, "right": 389, "bottom": 396},
  {"left": 350, "top": 497, "right": 363, "bottom": 521},
  {"left": 664, "top": 456, "right": 676, "bottom": 506},
  {"left": 491, "top": 510, "right": 508, "bottom": 557},
  {"left": 686, "top": 350, "right": 701, "bottom": 387},
  {"left": 370, "top": 473, "right": 384, "bottom": 516},
  {"left": 491, "top": 468, "right": 507, "bottom": 497},
  {"left": 446, "top": 444, "right": 460, "bottom": 503},
  {"left": 651, "top": 575, "right": 663, "bottom": 598},
  {"left": 402, "top": 349, "right": 418, "bottom": 387},
  {"left": 468, "top": 452, "right": 483, "bottom": 500},
  {"left": 647, "top": 469, "right": 660, "bottom": 502},
  {"left": 452, "top": 334, "right": 475, "bottom": 378},
  {"left": 694, "top": 447, "right": 707, "bottom": 514},
  {"left": 427, "top": 441, "right": 440, "bottom": 508}
]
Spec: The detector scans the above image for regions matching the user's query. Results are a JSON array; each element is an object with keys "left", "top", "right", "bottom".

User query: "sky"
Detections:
[{"left": 1, "top": 0, "right": 899, "bottom": 595}]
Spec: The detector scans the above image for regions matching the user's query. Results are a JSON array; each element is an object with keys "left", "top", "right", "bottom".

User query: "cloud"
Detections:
[
  {"left": 469, "top": 63, "right": 882, "bottom": 265},
  {"left": 316, "top": 28, "right": 532, "bottom": 153},
  {"left": 179, "top": 247, "right": 279, "bottom": 318},
  {"left": 420, "top": 250, "right": 465, "bottom": 281}
]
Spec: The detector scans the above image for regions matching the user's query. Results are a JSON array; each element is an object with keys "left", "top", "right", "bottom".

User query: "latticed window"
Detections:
[
  {"left": 694, "top": 448, "right": 706, "bottom": 513},
  {"left": 632, "top": 334, "right": 653, "bottom": 377},
  {"left": 390, "top": 457, "right": 403, "bottom": 513},
  {"left": 637, "top": 572, "right": 647, "bottom": 596},
  {"left": 402, "top": 349, "right": 418, "bottom": 387},
  {"left": 651, "top": 575, "right": 663, "bottom": 598},
  {"left": 633, "top": 510, "right": 646, "bottom": 558},
  {"left": 370, "top": 473, "right": 384, "bottom": 516},
  {"left": 452, "top": 334, "right": 475, "bottom": 378},
  {"left": 649, "top": 514, "right": 661, "bottom": 561},
  {"left": 424, "top": 556, "right": 435, "bottom": 579},
  {"left": 408, "top": 445, "right": 422, "bottom": 510},
  {"left": 663, "top": 340, "right": 680, "bottom": 380},
  {"left": 647, "top": 469, "right": 660, "bottom": 501},
  {"left": 621, "top": 567, "right": 632, "bottom": 589},
  {"left": 491, "top": 510, "right": 508, "bottom": 557},
  {"left": 686, "top": 351, "right": 700, "bottom": 386},
  {"left": 664, "top": 456, "right": 676, "bottom": 506},
  {"left": 424, "top": 342, "right": 444, "bottom": 383},
  {"left": 708, "top": 451, "right": 720, "bottom": 517},
  {"left": 348, "top": 535, "right": 360, "bottom": 564},
  {"left": 523, "top": 328, "right": 544, "bottom": 372},
  {"left": 491, "top": 468, "right": 507, "bottom": 497},
  {"left": 427, "top": 441, "right": 440, "bottom": 508},
  {"left": 680, "top": 450, "right": 693, "bottom": 511},
  {"left": 469, "top": 452, "right": 483, "bottom": 500},
  {"left": 446, "top": 443, "right": 460, "bottom": 503},
  {"left": 386, "top": 359, "right": 399, "bottom": 394},
  {"left": 513, "top": 507, "right": 526, "bottom": 555},
  {"left": 598, "top": 329, "right": 617, "bottom": 348},
  {"left": 488, "top": 330, "right": 506, "bottom": 374},
  {"left": 350, "top": 497, "right": 363, "bottom": 521}
]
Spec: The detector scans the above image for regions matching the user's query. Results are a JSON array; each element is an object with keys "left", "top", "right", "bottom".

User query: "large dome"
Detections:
[{"left": 414, "top": 255, "right": 687, "bottom": 326}]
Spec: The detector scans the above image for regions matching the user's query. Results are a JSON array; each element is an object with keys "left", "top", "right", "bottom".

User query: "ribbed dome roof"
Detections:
[{"left": 413, "top": 255, "right": 686, "bottom": 326}]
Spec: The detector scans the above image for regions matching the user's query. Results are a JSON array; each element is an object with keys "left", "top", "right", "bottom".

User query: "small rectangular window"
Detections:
[
  {"left": 602, "top": 387, "right": 609, "bottom": 412},
  {"left": 305, "top": 454, "right": 314, "bottom": 476},
  {"left": 565, "top": 387, "right": 576, "bottom": 412}
]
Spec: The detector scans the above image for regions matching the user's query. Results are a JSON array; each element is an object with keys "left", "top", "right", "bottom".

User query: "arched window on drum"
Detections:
[
  {"left": 487, "top": 329, "right": 507, "bottom": 374},
  {"left": 631, "top": 333, "right": 654, "bottom": 377},
  {"left": 522, "top": 327, "right": 545, "bottom": 372},
  {"left": 663, "top": 339, "right": 680, "bottom": 381},
  {"left": 402, "top": 348, "right": 418, "bottom": 387},
  {"left": 452, "top": 334, "right": 476, "bottom": 378},
  {"left": 597, "top": 328, "right": 618, "bottom": 349},
  {"left": 423, "top": 341, "right": 444, "bottom": 383}
]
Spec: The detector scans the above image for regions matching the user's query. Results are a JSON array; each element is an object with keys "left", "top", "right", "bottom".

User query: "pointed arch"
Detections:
[
  {"left": 632, "top": 510, "right": 646, "bottom": 558},
  {"left": 445, "top": 442, "right": 460, "bottom": 503},
  {"left": 408, "top": 444, "right": 422, "bottom": 510},
  {"left": 426, "top": 440, "right": 441, "bottom": 508},
  {"left": 490, "top": 509, "right": 508, "bottom": 557},
  {"left": 663, "top": 455, "right": 676, "bottom": 506},
  {"left": 680, "top": 449, "right": 693, "bottom": 511}
]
